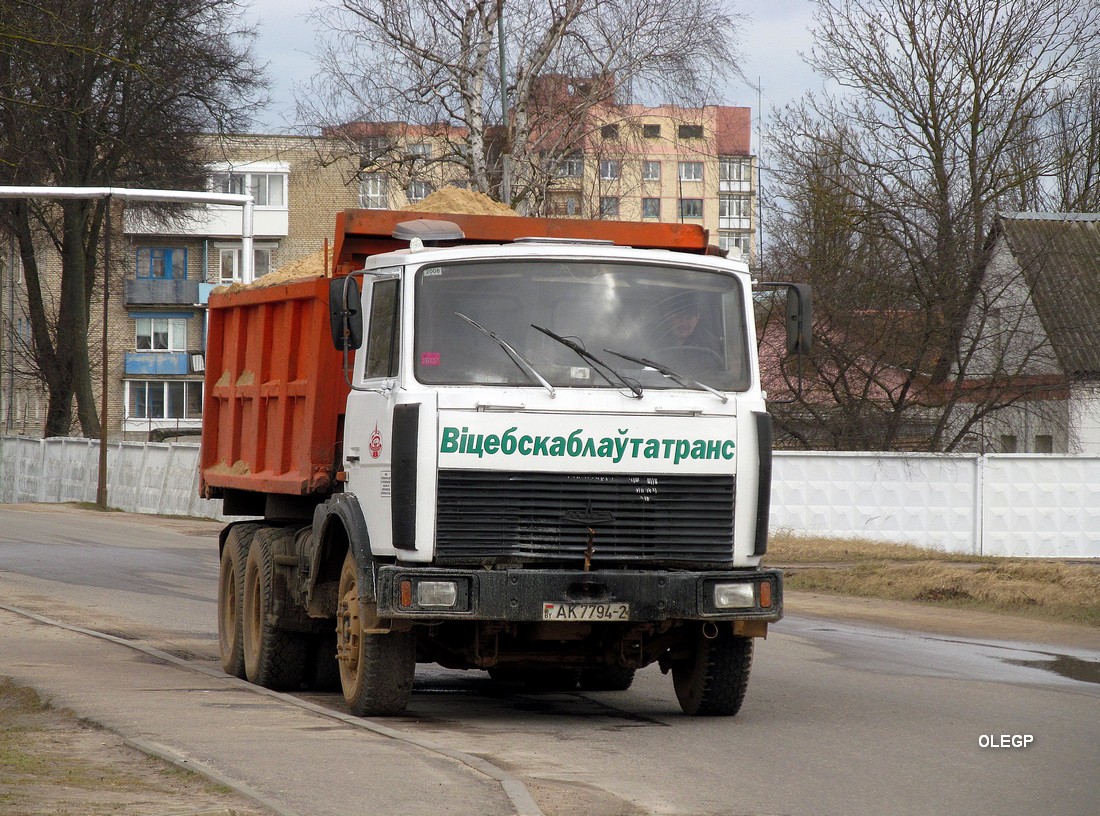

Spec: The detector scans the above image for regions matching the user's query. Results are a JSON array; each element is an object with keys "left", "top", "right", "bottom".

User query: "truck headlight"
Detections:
[
  {"left": 416, "top": 580, "right": 459, "bottom": 608},
  {"left": 713, "top": 582, "right": 755, "bottom": 609}
]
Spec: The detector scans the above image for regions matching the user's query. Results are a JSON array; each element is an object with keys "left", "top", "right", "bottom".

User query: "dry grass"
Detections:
[
  {"left": 766, "top": 534, "right": 1100, "bottom": 627},
  {"left": 0, "top": 677, "right": 259, "bottom": 816}
]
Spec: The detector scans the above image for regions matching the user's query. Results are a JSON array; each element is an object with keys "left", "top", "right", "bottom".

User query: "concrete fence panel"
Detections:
[
  {"left": 771, "top": 452, "right": 980, "bottom": 554},
  {"left": 2, "top": 436, "right": 1098, "bottom": 557},
  {"left": 981, "top": 455, "right": 1100, "bottom": 558}
]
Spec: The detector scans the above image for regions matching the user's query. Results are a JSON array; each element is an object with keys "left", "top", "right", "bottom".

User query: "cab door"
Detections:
[{"left": 343, "top": 274, "right": 402, "bottom": 553}]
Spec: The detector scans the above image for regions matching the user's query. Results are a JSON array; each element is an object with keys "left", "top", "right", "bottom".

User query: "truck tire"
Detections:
[
  {"left": 672, "top": 627, "right": 754, "bottom": 716},
  {"left": 242, "top": 527, "right": 308, "bottom": 690},
  {"left": 579, "top": 667, "right": 637, "bottom": 692},
  {"left": 337, "top": 552, "right": 415, "bottom": 716},
  {"left": 217, "top": 522, "right": 260, "bottom": 678}
]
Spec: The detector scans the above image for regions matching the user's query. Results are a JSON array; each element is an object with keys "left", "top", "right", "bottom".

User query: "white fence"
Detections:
[
  {"left": 771, "top": 452, "right": 1100, "bottom": 558},
  {"left": 0, "top": 436, "right": 222, "bottom": 519},
  {"left": 2, "top": 436, "right": 1098, "bottom": 558}
]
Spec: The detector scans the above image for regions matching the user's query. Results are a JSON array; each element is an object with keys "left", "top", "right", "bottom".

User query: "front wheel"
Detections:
[
  {"left": 336, "top": 552, "right": 415, "bottom": 716},
  {"left": 671, "top": 627, "right": 754, "bottom": 716}
]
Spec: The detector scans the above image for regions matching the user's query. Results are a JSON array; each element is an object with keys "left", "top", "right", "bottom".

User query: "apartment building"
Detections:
[
  {"left": 2, "top": 134, "right": 361, "bottom": 440},
  {"left": 3, "top": 105, "right": 757, "bottom": 440},
  {"left": 546, "top": 104, "right": 757, "bottom": 263},
  {"left": 331, "top": 101, "right": 759, "bottom": 263}
]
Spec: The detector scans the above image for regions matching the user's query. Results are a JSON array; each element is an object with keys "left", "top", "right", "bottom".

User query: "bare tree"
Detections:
[
  {"left": 762, "top": 0, "right": 1100, "bottom": 451},
  {"left": 301, "top": 0, "right": 743, "bottom": 211},
  {"left": 1041, "top": 64, "right": 1100, "bottom": 212},
  {"left": 0, "top": 0, "right": 266, "bottom": 437}
]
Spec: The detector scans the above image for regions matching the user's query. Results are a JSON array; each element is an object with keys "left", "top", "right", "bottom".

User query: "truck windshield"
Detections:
[{"left": 414, "top": 259, "right": 751, "bottom": 392}]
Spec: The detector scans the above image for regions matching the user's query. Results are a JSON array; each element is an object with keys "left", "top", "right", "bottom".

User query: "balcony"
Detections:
[
  {"left": 124, "top": 352, "right": 191, "bottom": 376},
  {"left": 125, "top": 278, "right": 203, "bottom": 306},
  {"left": 719, "top": 179, "right": 752, "bottom": 194},
  {"left": 122, "top": 205, "right": 288, "bottom": 238}
]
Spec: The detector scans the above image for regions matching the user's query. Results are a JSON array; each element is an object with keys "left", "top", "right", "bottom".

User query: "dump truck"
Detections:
[{"left": 202, "top": 207, "right": 810, "bottom": 717}]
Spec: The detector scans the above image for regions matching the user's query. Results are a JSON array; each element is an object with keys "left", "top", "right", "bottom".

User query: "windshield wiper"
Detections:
[
  {"left": 603, "top": 348, "right": 728, "bottom": 403},
  {"left": 531, "top": 324, "right": 643, "bottom": 398},
  {"left": 455, "top": 312, "right": 555, "bottom": 397}
]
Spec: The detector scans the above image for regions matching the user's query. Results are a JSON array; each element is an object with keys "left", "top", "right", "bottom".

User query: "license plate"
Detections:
[{"left": 542, "top": 602, "right": 630, "bottom": 621}]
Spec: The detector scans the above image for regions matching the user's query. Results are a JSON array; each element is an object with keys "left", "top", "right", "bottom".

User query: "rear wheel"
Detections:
[
  {"left": 242, "top": 527, "right": 308, "bottom": 690},
  {"left": 672, "top": 627, "right": 754, "bottom": 716},
  {"left": 217, "top": 523, "right": 259, "bottom": 678},
  {"left": 579, "top": 666, "right": 636, "bottom": 692},
  {"left": 336, "top": 552, "right": 415, "bottom": 716}
]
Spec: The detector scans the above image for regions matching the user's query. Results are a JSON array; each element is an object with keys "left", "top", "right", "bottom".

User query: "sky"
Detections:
[{"left": 243, "top": 0, "right": 824, "bottom": 146}]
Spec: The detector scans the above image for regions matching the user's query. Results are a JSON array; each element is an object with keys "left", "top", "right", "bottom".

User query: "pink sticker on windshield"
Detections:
[{"left": 421, "top": 352, "right": 441, "bottom": 366}]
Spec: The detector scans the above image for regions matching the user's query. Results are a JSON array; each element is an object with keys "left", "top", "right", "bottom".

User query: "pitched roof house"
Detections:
[{"left": 971, "top": 212, "right": 1100, "bottom": 453}]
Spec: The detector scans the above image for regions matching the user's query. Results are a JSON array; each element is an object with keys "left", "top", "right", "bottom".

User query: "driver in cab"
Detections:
[{"left": 658, "top": 294, "right": 721, "bottom": 356}]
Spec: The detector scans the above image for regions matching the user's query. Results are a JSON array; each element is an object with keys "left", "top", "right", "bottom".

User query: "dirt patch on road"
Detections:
[{"left": 0, "top": 677, "right": 266, "bottom": 816}]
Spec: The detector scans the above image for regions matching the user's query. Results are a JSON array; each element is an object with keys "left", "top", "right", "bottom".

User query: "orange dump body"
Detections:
[
  {"left": 200, "top": 208, "right": 710, "bottom": 499},
  {"left": 199, "top": 276, "right": 348, "bottom": 498}
]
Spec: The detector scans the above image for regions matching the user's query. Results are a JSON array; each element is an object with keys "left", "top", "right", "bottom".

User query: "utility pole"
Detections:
[
  {"left": 497, "top": 0, "right": 511, "bottom": 205},
  {"left": 97, "top": 196, "right": 112, "bottom": 508}
]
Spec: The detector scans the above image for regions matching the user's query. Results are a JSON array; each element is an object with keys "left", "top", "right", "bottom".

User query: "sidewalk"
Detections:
[{"left": 0, "top": 608, "right": 522, "bottom": 816}]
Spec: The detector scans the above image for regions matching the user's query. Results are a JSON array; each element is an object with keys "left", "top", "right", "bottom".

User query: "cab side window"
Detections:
[{"left": 365, "top": 278, "right": 400, "bottom": 378}]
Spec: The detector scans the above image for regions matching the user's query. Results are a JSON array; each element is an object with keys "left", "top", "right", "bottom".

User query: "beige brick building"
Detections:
[
  {"left": 2, "top": 112, "right": 757, "bottom": 440},
  {"left": 545, "top": 104, "right": 757, "bottom": 262},
  {"left": 2, "top": 134, "right": 361, "bottom": 440}
]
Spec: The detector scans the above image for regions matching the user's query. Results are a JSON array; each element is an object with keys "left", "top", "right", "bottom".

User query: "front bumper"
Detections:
[{"left": 376, "top": 566, "right": 783, "bottom": 623}]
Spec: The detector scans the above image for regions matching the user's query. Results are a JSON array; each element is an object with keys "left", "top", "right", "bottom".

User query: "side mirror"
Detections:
[
  {"left": 329, "top": 276, "right": 363, "bottom": 350},
  {"left": 759, "top": 281, "right": 812, "bottom": 356},
  {"left": 784, "top": 283, "right": 812, "bottom": 355}
]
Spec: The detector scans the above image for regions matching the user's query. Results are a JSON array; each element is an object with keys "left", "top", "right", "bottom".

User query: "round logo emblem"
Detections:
[{"left": 369, "top": 424, "right": 383, "bottom": 459}]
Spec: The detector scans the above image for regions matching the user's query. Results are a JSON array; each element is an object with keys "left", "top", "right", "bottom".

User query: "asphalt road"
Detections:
[{"left": 1, "top": 504, "right": 1098, "bottom": 816}]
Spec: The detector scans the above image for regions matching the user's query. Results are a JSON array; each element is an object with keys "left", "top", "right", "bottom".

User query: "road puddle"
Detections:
[{"left": 1006, "top": 654, "right": 1100, "bottom": 685}]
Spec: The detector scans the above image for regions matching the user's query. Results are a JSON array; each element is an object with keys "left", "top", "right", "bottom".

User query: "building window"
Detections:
[
  {"left": 641, "top": 198, "right": 661, "bottom": 219},
  {"left": 719, "top": 195, "right": 751, "bottom": 229},
  {"left": 643, "top": 124, "right": 661, "bottom": 138},
  {"left": 1000, "top": 434, "right": 1018, "bottom": 453},
  {"left": 678, "top": 161, "right": 703, "bottom": 181},
  {"left": 678, "top": 124, "right": 704, "bottom": 139},
  {"left": 407, "top": 143, "right": 432, "bottom": 158},
  {"left": 720, "top": 157, "right": 751, "bottom": 183},
  {"left": 360, "top": 136, "right": 394, "bottom": 160},
  {"left": 599, "top": 160, "right": 621, "bottom": 180},
  {"left": 135, "top": 316, "right": 188, "bottom": 351},
  {"left": 217, "top": 246, "right": 273, "bottom": 283},
  {"left": 718, "top": 232, "right": 752, "bottom": 256},
  {"left": 548, "top": 192, "right": 581, "bottom": 216},
  {"left": 643, "top": 160, "right": 661, "bottom": 181},
  {"left": 679, "top": 198, "right": 703, "bottom": 219},
  {"left": 407, "top": 180, "right": 433, "bottom": 203},
  {"left": 212, "top": 171, "right": 286, "bottom": 207},
  {"left": 359, "top": 173, "right": 389, "bottom": 209},
  {"left": 136, "top": 247, "right": 186, "bottom": 280},
  {"left": 1034, "top": 434, "right": 1053, "bottom": 453},
  {"left": 599, "top": 197, "right": 620, "bottom": 218},
  {"left": 557, "top": 152, "right": 584, "bottom": 178},
  {"left": 601, "top": 124, "right": 620, "bottom": 139},
  {"left": 126, "top": 380, "right": 203, "bottom": 420}
]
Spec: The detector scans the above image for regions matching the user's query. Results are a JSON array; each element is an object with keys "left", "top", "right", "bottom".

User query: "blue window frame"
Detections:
[{"left": 136, "top": 247, "right": 187, "bottom": 280}]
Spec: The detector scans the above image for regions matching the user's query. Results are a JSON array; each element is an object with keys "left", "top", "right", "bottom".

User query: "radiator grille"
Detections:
[{"left": 435, "top": 470, "right": 735, "bottom": 566}]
